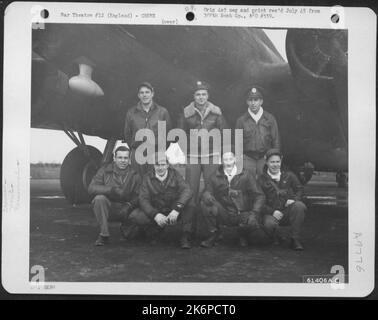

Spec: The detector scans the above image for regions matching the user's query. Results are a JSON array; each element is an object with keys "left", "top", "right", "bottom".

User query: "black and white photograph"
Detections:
[{"left": 2, "top": 2, "right": 376, "bottom": 297}]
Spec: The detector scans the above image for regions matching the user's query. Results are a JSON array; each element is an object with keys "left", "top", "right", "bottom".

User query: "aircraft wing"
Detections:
[{"left": 31, "top": 24, "right": 291, "bottom": 139}]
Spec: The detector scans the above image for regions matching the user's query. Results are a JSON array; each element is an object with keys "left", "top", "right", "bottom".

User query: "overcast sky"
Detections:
[{"left": 30, "top": 29, "right": 287, "bottom": 163}]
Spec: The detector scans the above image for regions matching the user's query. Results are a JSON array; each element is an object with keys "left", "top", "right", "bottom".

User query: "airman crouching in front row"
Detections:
[
  {"left": 129, "top": 152, "right": 195, "bottom": 249},
  {"left": 200, "top": 151, "right": 266, "bottom": 248},
  {"left": 88, "top": 146, "right": 141, "bottom": 246},
  {"left": 258, "top": 149, "right": 307, "bottom": 251}
]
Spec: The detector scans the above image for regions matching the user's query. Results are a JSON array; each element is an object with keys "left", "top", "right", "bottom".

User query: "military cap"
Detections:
[
  {"left": 265, "top": 148, "right": 283, "bottom": 160},
  {"left": 247, "top": 85, "right": 264, "bottom": 99},
  {"left": 137, "top": 81, "right": 154, "bottom": 92},
  {"left": 193, "top": 80, "right": 210, "bottom": 93}
]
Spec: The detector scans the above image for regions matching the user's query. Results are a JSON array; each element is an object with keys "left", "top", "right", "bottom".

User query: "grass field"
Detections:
[{"left": 30, "top": 163, "right": 61, "bottom": 179}]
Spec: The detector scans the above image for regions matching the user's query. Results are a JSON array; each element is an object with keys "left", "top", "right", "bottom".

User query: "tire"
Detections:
[
  {"left": 60, "top": 146, "right": 102, "bottom": 204},
  {"left": 291, "top": 162, "right": 314, "bottom": 185},
  {"left": 336, "top": 172, "right": 348, "bottom": 188}
]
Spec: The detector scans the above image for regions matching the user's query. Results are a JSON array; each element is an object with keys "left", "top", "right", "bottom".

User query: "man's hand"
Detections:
[
  {"left": 154, "top": 213, "right": 168, "bottom": 228},
  {"left": 120, "top": 203, "right": 132, "bottom": 217},
  {"left": 285, "top": 199, "right": 295, "bottom": 207},
  {"left": 167, "top": 210, "right": 180, "bottom": 225},
  {"left": 273, "top": 210, "right": 284, "bottom": 221},
  {"left": 203, "top": 193, "right": 216, "bottom": 206},
  {"left": 110, "top": 186, "right": 123, "bottom": 198}
]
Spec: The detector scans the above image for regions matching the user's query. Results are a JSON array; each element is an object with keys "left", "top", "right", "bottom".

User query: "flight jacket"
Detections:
[
  {"left": 202, "top": 165, "right": 265, "bottom": 215},
  {"left": 258, "top": 170, "right": 303, "bottom": 215},
  {"left": 88, "top": 163, "right": 141, "bottom": 208},
  {"left": 139, "top": 167, "right": 193, "bottom": 219}
]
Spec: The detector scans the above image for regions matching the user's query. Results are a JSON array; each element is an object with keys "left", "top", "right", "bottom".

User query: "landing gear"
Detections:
[
  {"left": 60, "top": 145, "right": 102, "bottom": 204},
  {"left": 336, "top": 171, "right": 348, "bottom": 188},
  {"left": 60, "top": 129, "right": 116, "bottom": 204},
  {"left": 293, "top": 162, "right": 315, "bottom": 185}
]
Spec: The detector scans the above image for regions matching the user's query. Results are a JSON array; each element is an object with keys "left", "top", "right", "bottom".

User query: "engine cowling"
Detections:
[{"left": 286, "top": 29, "right": 348, "bottom": 149}]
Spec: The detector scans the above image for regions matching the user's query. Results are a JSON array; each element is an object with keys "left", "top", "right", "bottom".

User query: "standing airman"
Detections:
[
  {"left": 177, "top": 81, "right": 228, "bottom": 204},
  {"left": 236, "top": 86, "right": 280, "bottom": 178},
  {"left": 124, "top": 82, "right": 172, "bottom": 176}
]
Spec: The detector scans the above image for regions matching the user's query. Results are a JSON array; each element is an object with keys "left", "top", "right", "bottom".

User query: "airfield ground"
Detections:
[{"left": 30, "top": 172, "right": 348, "bottom": 283}]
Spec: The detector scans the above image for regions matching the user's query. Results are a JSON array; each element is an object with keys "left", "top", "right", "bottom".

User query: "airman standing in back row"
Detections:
[
  {"left": 124, "top": 82, "right": 172, "bottom": 177},
  {"left": 236, "top": 86, "right": 280, "bottom": 178},
  {"left": 177, "top": 81, "right": 228, "bottom": 204}
]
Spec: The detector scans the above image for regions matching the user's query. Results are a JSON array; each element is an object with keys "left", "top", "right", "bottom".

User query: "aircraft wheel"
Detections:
[
  {"left": 60, "top": 146, "right": 102, "bottom": 204},
  {"left": 292, "top": 162, "right": 314, "bottom": 185},
  {"left": 336, "top": 171, "right": 348, "bottom": 188}
]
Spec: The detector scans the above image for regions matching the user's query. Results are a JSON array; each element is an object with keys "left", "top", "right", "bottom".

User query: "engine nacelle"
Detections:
[{"left": 286, "top": 29, "right": 348, "bottom": 149}]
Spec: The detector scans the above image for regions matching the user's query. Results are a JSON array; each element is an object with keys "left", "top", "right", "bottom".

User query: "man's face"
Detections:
[
  {"left": 154, "top": 159, "right": 169, "bottom": 177},
  {"left": 223, "top": 152, "right": 236, "bottom": 169},
  {"left": 114, "top": 151, "right": 130, "bottom": 170},
  {"left": 194, "top": 89, "right": 209, "bottom": 106},
  {"left": 247, "top": 97, "right": 263, "bottom": 114},
  {"left": 266, "top": 155, "right": 282, "bottom": 175},
  {"left": 138, "top": 86, "right": 154, "bottom": 105}
]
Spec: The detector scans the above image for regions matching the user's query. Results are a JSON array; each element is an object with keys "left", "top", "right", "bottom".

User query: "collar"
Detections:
[
  {"left": 224, "top": 165, "right": 237, "bottom": 180},
  {"left": 183, "top": 101, "right": 222, "bottom": 119},
  {"left": 248, "top": 107, "right": 264, "bottom": 123},
  {"left": 194, "top": 103, "right": 208, "bottom": 120},
  {"left": 155, "top": 171, "right": 168, "bottom": 182},
  {"left": 267, "top": 169, "right": 281, "bottom": 182},
  {"left": 217, "top": 165, "right": 244, "bottom": 177},
  {"left": 136, "top": 101, "right": 157, "bottom": 113},
  {"left": 152, "top": 167, "right": 171, "bottom": 182}
]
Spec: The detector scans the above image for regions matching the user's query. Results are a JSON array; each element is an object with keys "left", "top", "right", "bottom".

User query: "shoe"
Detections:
[
  {"left": 200, "top": 232, "right": 219, "bottom": 248},
  {"left": 149, "top": 238, "right": 159, "bottom": 246},
  {"left": 180, "top": 234, "right": 192, "bottom": 249},
  {"left": 144, "top": 225, "right": 163, "bottom": 245},
  {"left": 290, "top": 238, "right": 304, "bottom": 251},
  {"left": 272, "top": 234, "right": 285, "bottom": 246},
  {"left": 95, "top": 235, "right": 109, "bottom": 246},
  {"left": 239, "top": 236, "right": 248, "bottom": 248},
  {"left": 120, "top": 223, "right": 139, "bottom": 240}
]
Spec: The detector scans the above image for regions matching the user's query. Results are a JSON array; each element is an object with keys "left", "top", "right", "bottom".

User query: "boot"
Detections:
[
  {"left": 290, "top": 238, "right": 304, "bottom": 251},
  {"left": 94, "top": 235, "right": 109, "bottom": 246},
  {"left": 272, "top": 232, "right": 286, "bottom": 246},
  {"left": 180, "top": 232, "right": 192, "bottom": 249},
  {"left": 238, "top": 236, "right": 248, "bottom": 248},
  {"left": 238, "top": 225, "right": 249, "bottom": 248},
  {"left": 144, "top": 225, "right": 163, "bottom": 245},
  {"left": 120, "top": 223, "right": 139, "bottom": 240},
  {"left": 200, "top": 231, "right": 219, "bottom": 248}
]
